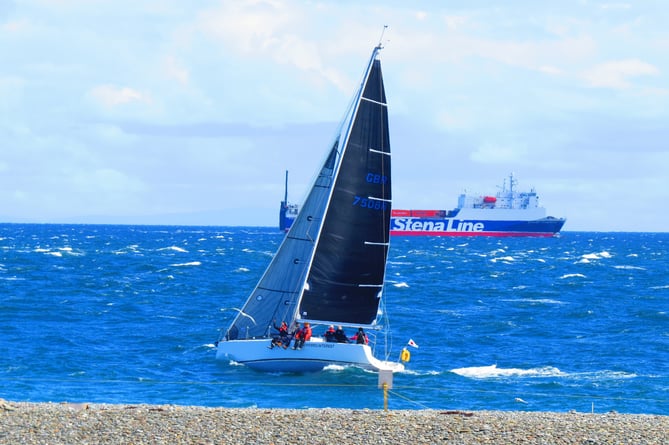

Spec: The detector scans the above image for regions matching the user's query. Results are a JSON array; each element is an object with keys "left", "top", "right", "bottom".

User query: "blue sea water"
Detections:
[{"left": 0, "top": 224, "right": 667, "bottom": 414}]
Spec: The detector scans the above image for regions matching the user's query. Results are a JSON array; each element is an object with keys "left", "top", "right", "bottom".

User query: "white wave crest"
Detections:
[
  {"left": 574, "top": 370, "right": 638, "bottom": 381},
  {"left": 580, "top": 251, "right": 612, "bottom": 261},
  {"left": 170, "top": 261, "right": 201, "bottom": 267},
  {"left": 491, "top": 256, "right": 515, "bottom": 263},
  {"left": 159, "top": 246, "right": 188, "bottom": 253},
  {"left": 323, "top": 364, "right": 347, "bottom": 372},
  {"left": 450, "top": 364, "right": 565, "bottom": 379},
  {"left": 560, "top": 273, "right": 586, "bottom": 279},
  {"left": 503, "top": 298, "right": 565, "bottom": 305}
]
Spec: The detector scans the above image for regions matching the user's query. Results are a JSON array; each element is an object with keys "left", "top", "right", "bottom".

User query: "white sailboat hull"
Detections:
[{"left": 216, "top": 338, "right": 404, "bottom": 373}]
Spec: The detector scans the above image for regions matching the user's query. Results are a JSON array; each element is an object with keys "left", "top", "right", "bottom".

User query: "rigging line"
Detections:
[
  {"left": 0, "top": 377, "right": 373, "bottom": 389},
  {"left": 285, "top": 234, "right": 318, "bottom": 242},
  {"left": 7, "top": 375, "right": 668, "bottom": 406},
  {"left": 387, "top": 389, "right": 433, "bottom": 410},
  {"left": 221, "top": 307, "right": 256, "bottom": 325},
  {"left": 255, "top": 285, "right": 295, "bottom": 293},
  {"left": 390, "top": 384, "right": 669, "bottom": 403}
]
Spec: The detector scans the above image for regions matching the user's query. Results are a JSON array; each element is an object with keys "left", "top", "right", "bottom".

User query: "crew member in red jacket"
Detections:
[
  {"left": 292, "top": 322, "right": 312, "bottom": 350},
  {"left": 269, "top": 320, "right": 289, "bottom": 349},
  {"left": 351, "top": 327, "right": 368, "bottom": 345}
]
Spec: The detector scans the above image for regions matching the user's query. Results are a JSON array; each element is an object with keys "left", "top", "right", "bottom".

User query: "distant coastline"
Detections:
[{"left": 1, "top": 221, "right": 668, "bottom": 234}]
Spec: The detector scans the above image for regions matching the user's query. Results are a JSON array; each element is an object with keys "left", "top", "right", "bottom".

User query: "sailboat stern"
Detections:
[{"left": 216, "top": 338, "right": 404, "bottom": 373}]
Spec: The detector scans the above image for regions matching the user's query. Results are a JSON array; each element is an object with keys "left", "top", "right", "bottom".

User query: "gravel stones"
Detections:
[{"left": 1, "top": 401, "right": 667, "bottom": 444}]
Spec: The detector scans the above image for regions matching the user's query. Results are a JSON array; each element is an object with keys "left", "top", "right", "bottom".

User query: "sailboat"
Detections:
[{"left": 216, "top": 44, "right": 403, "bottom": 373}]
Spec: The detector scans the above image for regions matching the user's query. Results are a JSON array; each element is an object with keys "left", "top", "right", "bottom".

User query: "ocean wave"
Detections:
[
  {"left": 613, "top": 265, "right": 646, "bottom": 270},
  {"left": 502, "top": 298, "right": 565, "bottom": 305},
  {"left": 398, "top": 368, "right": 439, "bottom": 376},
  {"left": 392, "top": 282, "right": 409, "bottom": 288},
  {"left": 559, "top": 273, "right": 586, "bottom": 279},
  {"left": 580, "top": 251, "right": 613, "bottom": 261},
  {"left": 323, "top": 364, "right": 347, "bottom": 372},
  {"left": 572, "top": 370, "right": 638, "bottom": 381},
  {"left": 451, "top": 365, "right": 638, "bottom": 382},
  {"left": 450, "top": 364, "right": 565, "bottom": 379},
  {"left": 387, "top": 260, "right": 413, "bottom": 265},
  {"left": 491, "top": 256, "right": 515, "bottom": 263},
  {"left": 159, "top": 246, "right": 188, "bottom": 253},
  {"left": 113, "top": 245, "right": 141, "bottom": 255},
  {"left": 170, "top": 261, "right": 202, "bottom": 267}
]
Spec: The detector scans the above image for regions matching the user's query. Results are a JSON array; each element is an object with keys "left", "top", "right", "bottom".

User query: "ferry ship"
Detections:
[
  {"left": 280, "top": 173, "right": 565, "bottom": 237},
  {"left": 391, "top": 174, "right": 565, "bottom": 237}
]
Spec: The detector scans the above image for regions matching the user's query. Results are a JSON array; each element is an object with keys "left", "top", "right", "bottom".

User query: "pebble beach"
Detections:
[{"left": 1, "top": 400, "right": 667, "bottom": 444}]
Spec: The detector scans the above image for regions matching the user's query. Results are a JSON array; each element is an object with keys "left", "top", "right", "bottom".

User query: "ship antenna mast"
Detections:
[
  {"left": 284, "top": 170, "right": 289, "bottom": 204},
  {"left": 377, "top": 25, "right": 388, "bottom": 49}
]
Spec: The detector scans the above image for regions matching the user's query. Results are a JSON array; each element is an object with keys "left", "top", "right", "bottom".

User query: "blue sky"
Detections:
[{"left": 1, "top": 1, "right": 667, "bottom": 231}]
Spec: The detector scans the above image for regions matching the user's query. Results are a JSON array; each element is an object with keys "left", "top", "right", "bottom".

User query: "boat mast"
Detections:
[{"left": 292, "top": 45, "right": 386, "bottom": 326}]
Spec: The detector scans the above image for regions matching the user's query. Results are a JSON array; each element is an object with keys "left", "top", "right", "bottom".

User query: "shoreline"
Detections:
[{"left": 1, "top": 401, "right": 667, "bottom": 444}]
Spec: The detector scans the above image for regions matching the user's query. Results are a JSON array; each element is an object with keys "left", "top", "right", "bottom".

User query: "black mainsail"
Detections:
[
  {"left": 299, "top": 54, "right": 391, "bottom": 325},
  {"left": 224, "top": 46, "right": 390, "bottom": 342}
]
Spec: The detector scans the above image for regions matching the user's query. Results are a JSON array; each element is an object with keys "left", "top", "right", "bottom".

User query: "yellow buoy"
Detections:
[{"left": 400, "top": 347, "right": 410, "bottom": 363}]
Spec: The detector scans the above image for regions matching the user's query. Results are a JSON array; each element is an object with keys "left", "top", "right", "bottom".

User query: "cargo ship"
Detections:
[
  {"left": 390, "top": 174, "right": 565, "bottom": 237},
  {"left": 280, "top": 172, "right": 565, "bottom": 237}
]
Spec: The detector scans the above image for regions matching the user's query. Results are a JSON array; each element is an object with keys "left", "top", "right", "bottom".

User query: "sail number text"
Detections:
[
  {"left": 352, "top": 196, "right": 387, "bottom": 210},
  {"left": 365, "top": 173, "right": 388, "bottom": 184},
  {"left": 351, "top": 173, "right": 389, "bottom": 209}
]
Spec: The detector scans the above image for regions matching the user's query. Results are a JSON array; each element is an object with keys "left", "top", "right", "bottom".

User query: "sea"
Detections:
[{"left": 1, "top": 224, "right": 667, "bottom": 415}]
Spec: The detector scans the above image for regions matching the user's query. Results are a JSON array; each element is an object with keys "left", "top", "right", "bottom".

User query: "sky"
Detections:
[{"left": 1, "top": 1, "right": 668, "bottom": 232}]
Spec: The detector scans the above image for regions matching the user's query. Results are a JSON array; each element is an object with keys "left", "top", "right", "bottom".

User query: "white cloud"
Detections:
[
  {"left": 88, "top": 85, "right": 151, "bottom": 108},
  {"left": 599, "top": 3, "right": 632, "bottom": 10},
  {"left": 470, "top": 143, "right": 528, "bottom": 164},
  {"left": 415, "top": 11, "right": 428, "bottom": 21},
  {"left": 443, "top": 15, "right": 468, "bottom": 30},
  {"left": 538, "top": 65, "right": 562, "bottom": 75},
  {"left": 164, "top": 56, "right": 190, "bottom": 86},
  {"left": 1, "top": 19, "right": 32, "bottom": 33},
  {"left": 582, "top": 59, "right": 659, "bottom": 89},
  {"left": 196, "top": 0, "right": 295, "bottom": 54},
  {"left": 71, "top": 168, "right": 146, "bottom": 194}
]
